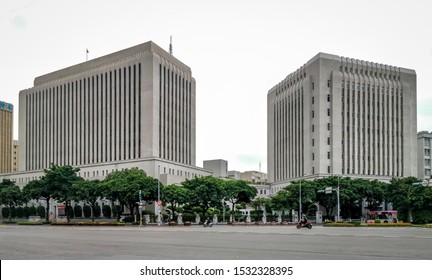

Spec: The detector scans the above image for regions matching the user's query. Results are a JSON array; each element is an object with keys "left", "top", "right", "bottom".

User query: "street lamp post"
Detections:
[
  {"left": 336, "top": 177, "right": 340, "bottom": 222},
  {"left": 299, "top": 180, "right": 302, "bottom": 221},
  {"left": 139, "top": 190, "right": 143, "bottom": 227}
]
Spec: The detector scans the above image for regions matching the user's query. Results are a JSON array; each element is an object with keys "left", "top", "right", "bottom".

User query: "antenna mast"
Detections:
[{"left": 169, "top": 35, "right": 173, "bottom": 55}]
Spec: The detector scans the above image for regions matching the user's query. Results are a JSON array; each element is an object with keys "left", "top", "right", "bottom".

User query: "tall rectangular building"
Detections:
[
  {"left": 0, "top": 101, "right": 13, "bottom": 173},
  {"left": 417, "top": 131, "right": 431, "bottom": 179},
  {"left": 268, "top": 53, "right": 417, "bottom": 187},
  {"left": 14, "top": 41, "right": 210, "bottom": 185}
]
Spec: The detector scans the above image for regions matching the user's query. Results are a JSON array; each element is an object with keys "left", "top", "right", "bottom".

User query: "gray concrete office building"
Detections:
[
  {"left": 417, "top": 131, "right": 432, "bottom": 179},
  {"left": 268, "top": 53, "right": 417, "bottom": 188},
  {"left": 13, "top": 41, "right": 211, "bottom": 185}
]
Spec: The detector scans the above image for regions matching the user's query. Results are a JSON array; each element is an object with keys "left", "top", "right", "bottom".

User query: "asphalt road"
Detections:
[{"left": 1, "top": 224, "right": 431, "bottom": 260}]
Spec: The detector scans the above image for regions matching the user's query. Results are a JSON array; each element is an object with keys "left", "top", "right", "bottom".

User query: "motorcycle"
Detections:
[
  {"left": 203, "top": 219, "right": 213, "bottom": 227},
  {"left": 296, "top": 220, "right": 312, "bottom": 229}
]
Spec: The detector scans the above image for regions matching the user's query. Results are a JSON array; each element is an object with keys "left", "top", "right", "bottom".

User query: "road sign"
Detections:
[
  {"left": 325, "top": 187, "right": 333, "bottom": 194},
  {"left": 422, "top": 179, "right": 429, "bottom": 187},
  {"left": 157, "top": 200, "right": 162, "bottom": 206}
]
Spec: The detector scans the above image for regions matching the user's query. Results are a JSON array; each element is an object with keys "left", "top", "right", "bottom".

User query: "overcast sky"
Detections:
[{"left": 1, "top": 0, "right": 431, "bottom": 173}]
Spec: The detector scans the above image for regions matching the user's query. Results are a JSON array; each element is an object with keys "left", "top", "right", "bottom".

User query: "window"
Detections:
[
  {"left": 312, "top": 125, "right": 315, "bottom": 132},
  {"left": 327, "top": 108, "right": 331, "bottom": 116},
  {"left": 327, "top": 94, "right": 331, "bottom": 102},
  {"left": 312, "top": 96, "right": 314, "bottom": 104},
  {"left": 328, "top": 166, "right": 331, "bottom": 173},
  {"left": 312, "top": 82, "right": 314, "bottom": 90},
  {"left": 327, "top": 123, "right": 331, "bottom": 130},
  {"left": 312, "top": 153, "right": 315, "bottom": 160},
  {"left": 312, "top": 111, "right": 315, "bottom": 118},
  {"left": 327, "top": 137, "right": 330, "bottom": 145},
  {"left": 327, "top": 80, "right": 330, "bottom": 87},
  {"left": 312, "top": 139, "right": 315, "bottom": 146},
  {"left": 328, "top": 152, "right": 330, "bottom": 159}
]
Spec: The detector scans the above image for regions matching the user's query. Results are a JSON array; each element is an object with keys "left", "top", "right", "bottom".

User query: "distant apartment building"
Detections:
[
  {"left": 417, "top": 131, "right": 432, "bottom": 179},
  {"left": 268, "top": 53, "right": 417, "bottom": 188},
  {"left": 0, "top": 101, "right": 13, "bottom": 173},
  {"left": 1, "top": 41, "right": 212, "bottom": 186},
  {"left": 203, "top": 159, "right": 227, "bottom": 178},
  {"left": 227, "top": 170, "right": 241, "bottom": 180},
  {"left": 240, "top": 170, "right": 268, "bottom": 184}
]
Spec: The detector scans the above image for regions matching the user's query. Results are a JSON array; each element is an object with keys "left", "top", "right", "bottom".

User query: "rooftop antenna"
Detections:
[{"left": 169, "top": 35, "right": 173, "bottom": 55}]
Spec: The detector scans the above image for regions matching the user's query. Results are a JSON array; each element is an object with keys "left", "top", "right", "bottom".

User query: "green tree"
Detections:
[
  {"left": 361, "top": 179, "right": 386, "bottom": 211},
  {"left": 0, "top": 180, "right": 26, "bottom": 222},
  {"left": 338, "top": 177, "right": 363, "bottom": 219},
  {"left": 224, "top": 180, "right": 257, "bottom": 222},
  {"left": 44, "top": 164, "right": 81, "bottom": 222},
  {"left": 102, "top": 168, "right": 159, "bottom": 221},
  {"left": 182, "top": 176, "right": 226, "bottom": 220},
  {"left": 73, "top": 179, "right": 103, "bottom": 222},
  {"left": 314, "top": 177, "right": 337, "bottom": 219},
  {"left": 387, "top": 177, "right": 426, "bottom": 222},
  {"left": 161, "top": 184, "right": 189, "bottom": 221},
  {"left": 22, "top": 178, "right": 52, "bottom": 222}
]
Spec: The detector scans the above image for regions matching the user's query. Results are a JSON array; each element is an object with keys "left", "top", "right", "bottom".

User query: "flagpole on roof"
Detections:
[{"left": 86, "top": 49, "right": 89, "bottom": 61}]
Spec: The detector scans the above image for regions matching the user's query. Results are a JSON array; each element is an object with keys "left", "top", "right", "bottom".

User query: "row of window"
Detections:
[
  {"left": 158, "top": 64, "right": 193, "bottom": 165},
  {"left": 340, "top": 66, "right": 400, "bottom": 81},
  {"left": 26, "top": 64, "right": 143, "bottom": 170}
]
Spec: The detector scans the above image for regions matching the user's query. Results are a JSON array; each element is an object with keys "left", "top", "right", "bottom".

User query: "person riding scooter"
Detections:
[
  {"left": 203, "top": 217, "right": 213, "bottom": 227},
  {"left": 300, "top": 213, "right": 308, "bottom": 225}
]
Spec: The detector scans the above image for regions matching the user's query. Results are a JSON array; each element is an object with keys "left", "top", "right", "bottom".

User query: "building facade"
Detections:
[
  {"left": 417, "top": 131, "right": 431, "bottom": 179},
  {"left": 0, "top": 101, "right": 13, "bottom": 173},
  {"left": 240, "top": 170, "right": 268, "bottom": 184},
  {"left": 5, "top": 41, "right": 211, "bottom": 186},
  {"left": 203, "top": 159, "right": 228, "bottom": 178},
  {"left": 268, "top": 53, "right": 417, "bottom": 188}
]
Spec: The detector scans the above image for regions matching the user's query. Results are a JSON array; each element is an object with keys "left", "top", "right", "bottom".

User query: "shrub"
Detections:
[
  {"left": 29, "top": 206, "right": 37, "bottom": 216},
  {"left": 412, "top": 210, "right": 432, "bottom": 224},
  {"left": 15, "top": 207, "right": 24, "bottom": 218},
  {"left": 18, "top": 221, "right": 43, "bottom": 225},
  {"left": 93, "top": 203, "right": 101, "bottom": 218},
  {"left": 324, "top": 222, "right": 355, "bottom": 227},
  {"left": 23, "top": 206, "right": 30, "bottom": 218},
  {"left": 74, "top": 205, "right": 83, "bottom": 218},
  {"left": 37, "top": 205, "right": 46, "bottom": 218},
  {"left": 66, "top": 206, "right": 74, "bottom": 219},
  {"left": 2, "top": 207, "right": 10, "bottom": 219},
  {"left": 83, "top": 205, "right": 91, "bottom": 218},
  {"left": 123, "top": 216, "right": 134, "bottom": 223},
  {"left": 182, "top": 213, "right": 194, "bottom": 223},
  {"left": 102, "top": 205, "right": 111, "bottom": 218},
  {"left": 374, "top": 219, "right": 381, "bottom": 224}
]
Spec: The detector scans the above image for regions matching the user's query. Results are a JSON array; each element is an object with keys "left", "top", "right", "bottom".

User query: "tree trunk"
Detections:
[
  {"left": 91, "top": 203, "right": 95, "bottom": 222},
  {"left": 45, "top": 198, "right": 50, "bottom": 222}
]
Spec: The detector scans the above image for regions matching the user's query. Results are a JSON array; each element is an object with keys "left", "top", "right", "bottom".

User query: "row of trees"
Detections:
[
  {"left": 1, "top": 164, "right": 431, "bottom": 224},
  {"left": 0, "top": 164, "right": 257, "bottom": 223},
  {"left": 269, "top": 176, "right": 432, "bottom": 223}
]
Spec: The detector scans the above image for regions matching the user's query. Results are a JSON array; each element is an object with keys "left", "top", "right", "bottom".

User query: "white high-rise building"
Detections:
[
  {"left": 6, "top": 41, "right": 211, "bottom": 186},
  {"left": 268, "top": 53, "right": 417, "bottom": 188}
]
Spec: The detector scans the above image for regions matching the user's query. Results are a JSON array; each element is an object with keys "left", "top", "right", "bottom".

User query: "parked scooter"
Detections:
[
  {"left": 296, "top": 220, "right": 312, "bottom": 229},
  {"left": 203, "top": 218, "right": 213, "bottom": 227}
]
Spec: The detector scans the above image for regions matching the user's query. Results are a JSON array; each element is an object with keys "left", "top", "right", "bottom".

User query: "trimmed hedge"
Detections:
[
  {"left": 51, "top": 221, "right": 125, "bottom": 226},
  {"left": 324, "top": 222, "right": 412, "bottom": 227},
  {"left": 18, "top": 221, "right": 44, "bottom": 225}
]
